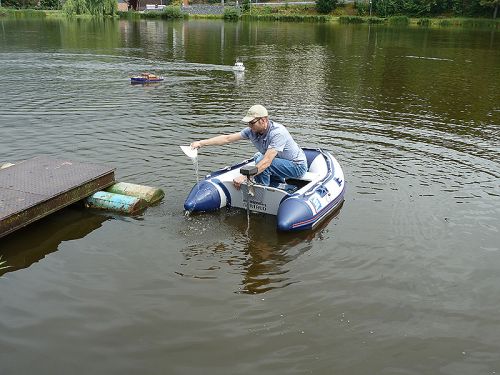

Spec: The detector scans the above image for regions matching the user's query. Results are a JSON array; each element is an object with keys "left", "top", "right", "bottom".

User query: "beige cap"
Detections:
[{"left": 241, "top": 105, "right": 268, "bottom": 123}]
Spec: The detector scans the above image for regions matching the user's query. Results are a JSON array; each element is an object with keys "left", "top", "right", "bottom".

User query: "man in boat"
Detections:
[{"left": 190, "top": 104, "right": 307, "bottom": 189}]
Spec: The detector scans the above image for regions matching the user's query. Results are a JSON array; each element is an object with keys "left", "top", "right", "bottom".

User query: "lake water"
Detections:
[{"left": 0, "top": 17, "right": 499, "bottom": 374}]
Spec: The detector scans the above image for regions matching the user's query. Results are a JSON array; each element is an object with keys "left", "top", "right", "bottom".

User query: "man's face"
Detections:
[{"left": 248, "top": 117, "right": 267, "bottom": 134}]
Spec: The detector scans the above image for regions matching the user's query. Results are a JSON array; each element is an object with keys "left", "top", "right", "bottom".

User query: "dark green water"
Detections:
[{"left": 0, "top": 18, "right": 499, "bottom": 374}]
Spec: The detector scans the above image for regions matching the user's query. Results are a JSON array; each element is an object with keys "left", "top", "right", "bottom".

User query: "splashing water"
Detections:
[
  {"left": 180, "top": 145, "right": 200, "bottom": 183},
  {"left": 184, "top": 155, "right": 200, "bottom": 217},
  {"left": 192, "top": 156, "right": 199, "bottom": 183}
]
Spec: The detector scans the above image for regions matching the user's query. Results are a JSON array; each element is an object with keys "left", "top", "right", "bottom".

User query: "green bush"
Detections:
[
  {"left": 367, "top": 16, "right": 385, "bottom": 23},
  {"left": 118, "top": 10, "right": 140, "bottom": 18},
  {"left": 242, "top": 13, "right": 328, "bottom": 22},
  {"left": 354, "top": 0, "right": 370, "bottom": 15},
  {"left": 143, "top": 9, "right": 161, "bottom": 17},
  {"left": 39, "top": 0, "right": 61, "bottom": 9},
  {"left": 143, "top": 5, "right": 183, "bottom": 18},
  {"left": 371, "top": 0, "right": 493, "bottom": 17},
  {"left": 261, "top": 5, "right": 273, "bottom": 14},
  {"left": 0, "top": 8, "right": 47, "bottom": 16},
  {"left": 87, "top": 0, "right": 117, "bottom": 16},
  {"left": 104, "top": 0, "right": 117, "bottom": 15},
  {"left": 315, "top": 0, "right": 337, "bottom": 14},
  {"left": 161, "top": 5, "right": 184, "bottom": 18},
  {"left": 63, "top": 0, "right": 89, "bottom": 15},
  {"left": 417, "top": 17, "right": 431, "bottom": 25},
  {"left": 223, "top": 7, "right": 240, "bottom": 20},
  {"left": 388, "top": 15, "right": 409, "bottom": 24},
  {"left": 62, "top": 0, "right": 116, "bottom": 15},
  {"left": 461, "top": 18, "right": 498, "bottom": 27},
  {"left": 438, "top": 18, "right": 452, "bottom": 26},
  {"left": 241, "top": 0, "right": 250, "bottom": 12},
  {"left": 339, "top": 15, "right": 365, "bottom": 22},
  {"left": 17, "top": 8, "right": 46, "bottom": 16},
  {"left": 2, "top": 0, "right": 38, "bottom": 8}
]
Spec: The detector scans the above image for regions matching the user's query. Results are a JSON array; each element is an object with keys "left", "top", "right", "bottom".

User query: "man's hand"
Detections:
[
  {"left": 233, "top": 174, "right": 247, "bottom": 190},
  {"left": 190, "top": 141, "right": 202, "bottom": 149}
]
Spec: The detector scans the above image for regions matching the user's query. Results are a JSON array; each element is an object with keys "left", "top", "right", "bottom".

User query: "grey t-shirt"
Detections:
[{"left": 240, "top": 120, "right": 306, "bottom": 164}]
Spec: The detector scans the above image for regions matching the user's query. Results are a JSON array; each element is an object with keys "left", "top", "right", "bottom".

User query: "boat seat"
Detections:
[
  {"left": 285, "top": 171, "right": 320, "bottom": 189},
  {"left": 300, "top": 171, "right": 320, "bottom": 181}
]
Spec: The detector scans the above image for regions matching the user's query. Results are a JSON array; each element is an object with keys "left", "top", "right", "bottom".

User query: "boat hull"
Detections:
[
  {"left": 130, "top": 77, "right": 164, "bottom": 83},
  {"left": 184, "top": 148, "right": 345, "bottom": 231}
]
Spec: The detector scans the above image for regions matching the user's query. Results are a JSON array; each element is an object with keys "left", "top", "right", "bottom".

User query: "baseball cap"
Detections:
[{"left": 241, "top": 105, "right": 268, "bottom": 123}]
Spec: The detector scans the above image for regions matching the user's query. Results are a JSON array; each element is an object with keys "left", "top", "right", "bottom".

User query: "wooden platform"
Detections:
[{"left": 0, "top": 156, "right": 115, "bottom": 238}]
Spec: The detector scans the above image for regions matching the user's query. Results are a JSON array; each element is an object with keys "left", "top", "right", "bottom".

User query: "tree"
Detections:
[
  {"left": 62, "top": 0, "right": 116, "bottom": 15},
  {"left": 480, "top": 0, "right": 499, "bottom": 17},
  {"left": 241, "top": 0, "right": 250, "bottom": 13},
  {"left": 39, "top": 0, "right": 61, "bottom": 9},
  {"left": 316, "top": 0, "right": 337, "bottom": 14}
]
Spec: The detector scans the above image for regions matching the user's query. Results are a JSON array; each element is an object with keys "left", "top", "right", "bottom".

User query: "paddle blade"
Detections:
[{"left": 180, "top": 145, "right": 198, "bottom": 159}]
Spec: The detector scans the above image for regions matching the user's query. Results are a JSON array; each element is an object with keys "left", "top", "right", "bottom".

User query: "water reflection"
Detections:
[
  {"left": 178, "top": 205, "right": 342, "bottom": 294},
  {"left": 130, "top": 81, "right": 163, "bottom": 88},
  {"left": 233, "top": 71, "right": 245, "bottom": 86},
  {"left": 0, "top": 207, "right": 109, "bottom": 276}
]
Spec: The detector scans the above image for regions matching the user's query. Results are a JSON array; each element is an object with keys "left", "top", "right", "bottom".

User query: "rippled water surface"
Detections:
[{"left": 0, "top": 18, "right": 499, "bottom": 374}]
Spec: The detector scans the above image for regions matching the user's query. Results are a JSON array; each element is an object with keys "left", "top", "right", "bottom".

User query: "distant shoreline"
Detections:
[{"left": 1, "top": 7, "right": 499, "bottom": 29}]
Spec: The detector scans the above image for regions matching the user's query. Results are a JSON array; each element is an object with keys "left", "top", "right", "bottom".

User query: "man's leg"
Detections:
[{"left": 253, "top": 152, "right": 307, "bottom": 186}]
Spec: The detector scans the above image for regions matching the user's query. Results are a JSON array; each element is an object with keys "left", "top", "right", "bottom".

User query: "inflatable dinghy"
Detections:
[{"left": 184, "top": 148, "right": 345, "bottom": 231}]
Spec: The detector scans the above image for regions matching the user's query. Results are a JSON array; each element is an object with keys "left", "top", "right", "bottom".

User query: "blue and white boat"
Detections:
[
  {"left": 184, "top": 148, "right": 345, "bottom": 231},
  {"left": 130, "top": 72, "right": 164, "bottom": 84}
]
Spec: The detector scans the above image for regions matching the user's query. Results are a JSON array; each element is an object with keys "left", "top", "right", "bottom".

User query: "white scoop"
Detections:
[{"left": 180, "top": 145, "right": 198, "bottom": 159}]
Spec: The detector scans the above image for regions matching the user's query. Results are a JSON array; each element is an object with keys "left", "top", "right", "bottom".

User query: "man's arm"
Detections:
[
  {"left": 233, "top": 148, "right": 277, "bottom": 190},
  {"left": 191, "top": 132, "right": 243, "bottom": 149},
  {"left": 255, "top": 148, "right": 277, "bottom": 174}
]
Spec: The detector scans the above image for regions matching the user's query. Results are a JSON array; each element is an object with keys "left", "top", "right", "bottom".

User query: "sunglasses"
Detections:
[{"left": 248, "top": 118, "right": 260, "bottom": 126}]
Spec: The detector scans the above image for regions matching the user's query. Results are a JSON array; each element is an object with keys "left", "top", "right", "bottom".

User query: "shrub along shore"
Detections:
[{"left": 1, "top": 5, "right": 499, "bottom": 29}]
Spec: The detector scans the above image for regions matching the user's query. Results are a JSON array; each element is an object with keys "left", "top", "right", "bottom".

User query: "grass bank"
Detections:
[
  {"left": 2, "top": 6, "right": 499, "bottom": 29},
  {"left": 338, "top": 14, "right": 499, "bottom": 28},
  {"left": 0, "top": 8, "right": 102, "bottom": 18},
  {"left": 0, "top": 7, "right": 50, "bottom": 17}
]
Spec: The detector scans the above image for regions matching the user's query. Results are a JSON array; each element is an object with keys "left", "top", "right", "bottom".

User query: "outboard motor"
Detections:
[
  {"left": 240, "top": 165, "right": 258, "bottom": 212},
  {"left": 240, "top": 165, "right": 257, "bottom": 195},
  {"left": 240, "top": 165, "right": 258, "bottom": 177}
]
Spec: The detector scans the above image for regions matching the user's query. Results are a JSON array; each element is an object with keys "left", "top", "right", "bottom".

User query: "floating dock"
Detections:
[{"left": 0, "top": 155, "right": 115, "bottom": 239}]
